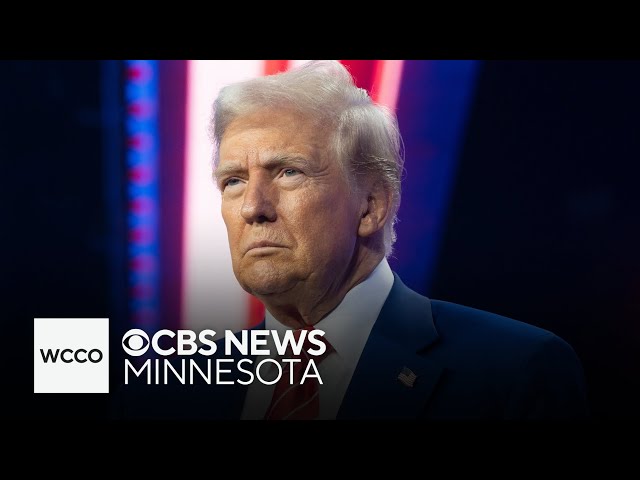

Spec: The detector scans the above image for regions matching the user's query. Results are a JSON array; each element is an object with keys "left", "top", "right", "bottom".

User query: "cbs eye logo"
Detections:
[{"left": 122, "top": 329, "right": 150, "bottom": 356}]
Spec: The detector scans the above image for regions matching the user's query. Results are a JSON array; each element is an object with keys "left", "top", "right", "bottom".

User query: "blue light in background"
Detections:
[
  {"left": 391, "top": 60, "right": 480, "bottom": 295},
  {"left": 124, "top": 60, "right": 160, "bottom": 331}
]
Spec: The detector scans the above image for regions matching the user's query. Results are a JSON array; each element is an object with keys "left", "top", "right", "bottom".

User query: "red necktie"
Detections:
[{"left": 264, "top": 326, "right": 333, "bottom": 420}]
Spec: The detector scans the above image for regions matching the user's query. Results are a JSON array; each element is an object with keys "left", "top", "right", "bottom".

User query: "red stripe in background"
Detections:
[
  {"left": 248, "top": 298, "right": 266, "bottom": 326},
  {"left": 370, "top": 61, "right": 386, "bottom": 103},
  {"left": 264, "top": 60, "right": 290, "bottom": 76},
  {"left": 248, "top": 294, "right": 266, "bottom": 327},
  {"left": 339, "top": 60, "right": 381, "bottom": 94}
]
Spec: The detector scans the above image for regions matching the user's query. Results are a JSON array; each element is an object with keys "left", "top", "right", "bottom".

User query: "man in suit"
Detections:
[{"left": 115, "top": 60, "right": 588, "bottom": 419}]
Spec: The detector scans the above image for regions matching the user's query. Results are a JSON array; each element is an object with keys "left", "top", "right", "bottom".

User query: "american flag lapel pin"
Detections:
[{"left": 397, "top": 366, "right": 418, "bottom": 388}]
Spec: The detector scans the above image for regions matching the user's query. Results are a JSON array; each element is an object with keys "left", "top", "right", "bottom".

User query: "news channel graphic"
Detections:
[
  {"left": 119, "top": 328, "right": 327, "bottom": 386},
  {"left": 34, "top": 318, "right": 109, "bottom": 393},
  {"left": 34, "top": 318, "right": 328, "bottom": 393}
]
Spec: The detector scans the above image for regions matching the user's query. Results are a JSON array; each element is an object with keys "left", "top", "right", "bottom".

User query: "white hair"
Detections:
[{"left": 209, "top": 60, "right": 405, "bottom": 256}]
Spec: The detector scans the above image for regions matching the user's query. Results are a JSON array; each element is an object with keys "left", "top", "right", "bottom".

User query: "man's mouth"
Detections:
[{"left": 244, "top": 240, "right": 285, "bottom": 254}]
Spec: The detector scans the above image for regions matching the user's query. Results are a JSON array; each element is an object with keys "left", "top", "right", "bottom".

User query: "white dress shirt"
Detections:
[{"left": 241, "top": 257, "right": 395, "bottom": 420}]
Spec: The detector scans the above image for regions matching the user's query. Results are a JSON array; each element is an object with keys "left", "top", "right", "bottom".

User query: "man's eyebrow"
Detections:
[
  {"left": 262, "top": 154, "right": 310, "bottom": 170},
  {"left": 213, "top": 155, "right": 310, "bottom": 181},
  {"left": 213, "top": 163, "right": 244, "bottom": 182}
]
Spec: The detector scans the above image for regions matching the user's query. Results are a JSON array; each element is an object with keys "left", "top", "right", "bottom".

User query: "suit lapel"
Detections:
[{"left": 338, "top": 273, "right": 445, "bottom": 419}]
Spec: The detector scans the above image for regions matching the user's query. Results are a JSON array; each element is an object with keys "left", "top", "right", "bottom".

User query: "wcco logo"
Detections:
[
  {"left": 34, "top": 318, "right": 109, "bottom": 393},
  {"left": 40, "top": 348, "right": 104, "bottom": 364}
]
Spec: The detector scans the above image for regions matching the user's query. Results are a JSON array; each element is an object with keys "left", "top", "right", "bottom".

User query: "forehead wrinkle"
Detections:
[
  {"left": 216, "top": 151, "right": 311, "bottom": 179},
  {"left": 216, "top": 114, "right": 327, "bottom": 182},
  {"left": 260, "top": 153, "right": 311, "bottom": 169},
  {"left": 214, "top": 144, "right": 259, "bottom": 180}
]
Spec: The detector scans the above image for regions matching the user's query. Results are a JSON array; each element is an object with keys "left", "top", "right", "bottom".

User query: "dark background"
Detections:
[
  {"left": 431, "top": 61, "right": 640, "bottom": 417},
  {"left": 4, "top": 60, "right": 639, "bottom": 419}
]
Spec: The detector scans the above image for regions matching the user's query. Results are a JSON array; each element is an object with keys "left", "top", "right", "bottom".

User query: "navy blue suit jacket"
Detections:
[{"left": 114, "top": 273, "right": 588, "bottom": 419}]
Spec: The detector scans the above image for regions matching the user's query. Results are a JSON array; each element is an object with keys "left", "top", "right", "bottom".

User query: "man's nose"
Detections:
[{"left": 240, "top": 177, "right": 277, "bottom": 223}]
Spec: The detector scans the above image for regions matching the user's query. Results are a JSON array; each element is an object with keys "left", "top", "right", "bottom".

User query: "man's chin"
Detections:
[
  {"left": 243, "top": 282, "right": 296, "bottom": 297},
  {"left": 236, "top": 268, "right": 297, "bottom": 297},
  {"left": 246, "top": 285, "right": 286, "bottom": 297}
]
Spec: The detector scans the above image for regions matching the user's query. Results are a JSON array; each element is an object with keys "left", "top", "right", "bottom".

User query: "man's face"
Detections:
[{"left": 216, "top": 108, "right": 361, "bottom": 298}]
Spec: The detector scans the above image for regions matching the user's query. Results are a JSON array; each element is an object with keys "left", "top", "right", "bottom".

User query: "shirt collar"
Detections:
[{"left": 265, "top": 257, "right": 395, "bottom": 370}]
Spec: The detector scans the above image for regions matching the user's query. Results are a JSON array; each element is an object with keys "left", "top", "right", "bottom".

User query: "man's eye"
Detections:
[
  {"left": 283, "top": 168, "right": 300, "bottom": 177},
  {"left": 224, "top": 178, "right": 241, "bottom": 188}
]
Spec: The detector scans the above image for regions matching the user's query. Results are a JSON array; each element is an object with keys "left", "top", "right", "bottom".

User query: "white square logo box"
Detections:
[{"left": 34, "top": 318, "right": 109, "bottom": 393}]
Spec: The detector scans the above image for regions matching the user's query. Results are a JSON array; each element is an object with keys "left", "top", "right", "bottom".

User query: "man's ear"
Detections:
[{"left": 358, "top": 180, "right": 392, "bottom": 238}]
